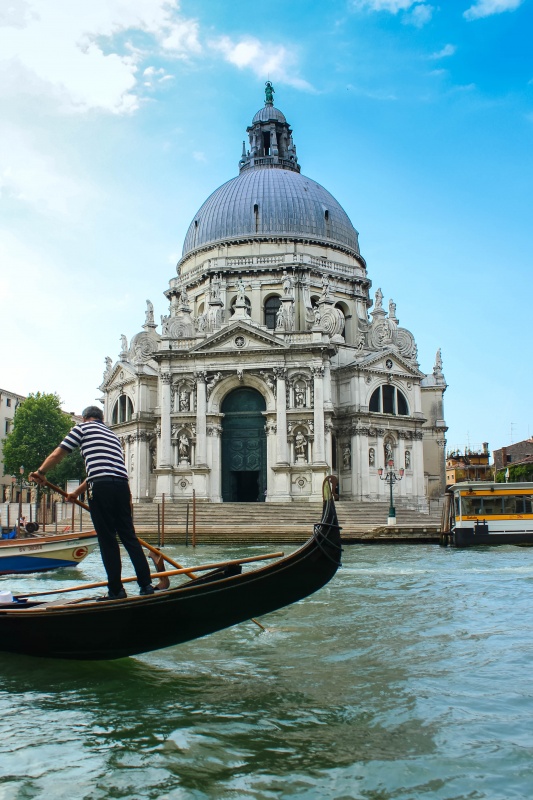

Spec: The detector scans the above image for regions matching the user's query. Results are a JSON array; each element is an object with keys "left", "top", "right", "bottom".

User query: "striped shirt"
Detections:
[{"left": 60, "top": 420, "right": 128, "bottom": 481}]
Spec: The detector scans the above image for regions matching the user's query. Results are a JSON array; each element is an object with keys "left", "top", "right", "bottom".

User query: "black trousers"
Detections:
[{"left": 88, "top": 479, "right": 151, "bottom": 594}]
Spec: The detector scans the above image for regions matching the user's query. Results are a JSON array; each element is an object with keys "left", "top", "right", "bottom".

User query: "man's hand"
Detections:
[
  {"left": 67, "top": 480, "right": 87, "bottom": 504},
  {"left": 29, "top": 471, "right": 47, "bottom": 486}
]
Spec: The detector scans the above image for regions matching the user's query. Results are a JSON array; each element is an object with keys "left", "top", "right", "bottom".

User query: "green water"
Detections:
[{"left": 2, "top": 543, "right": 533, "bottom": 799}]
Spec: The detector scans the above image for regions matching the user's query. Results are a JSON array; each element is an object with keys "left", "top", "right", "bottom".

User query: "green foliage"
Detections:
[
  {"left": 495, "top": 464, "right": 533, "bottom": 483},
  {"left": 3, "top": 392, "right": 86, "bottom": 488}
]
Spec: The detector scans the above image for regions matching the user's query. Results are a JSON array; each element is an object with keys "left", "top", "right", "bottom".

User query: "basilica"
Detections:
[{"left": 100, "top": 84, "right": 447, "bottom": 507}]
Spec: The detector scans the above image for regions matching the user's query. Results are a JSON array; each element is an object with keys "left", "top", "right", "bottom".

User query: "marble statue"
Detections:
[
  {"left": 343, "top": 445, "right": 351, "bottom": 469},
  {"left": 295, "top": 431, "right": 306, "bottom": 459},
  {"left": 179, "top": 434, "right": 189, "bottom": 459},
  {"left": 145, "top": 299, "right": 154, "bottom": 324}
]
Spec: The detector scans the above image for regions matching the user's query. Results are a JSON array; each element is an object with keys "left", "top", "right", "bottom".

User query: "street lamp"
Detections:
[{"left": 378, "top": 459, "right": 404, "bottom": 526}]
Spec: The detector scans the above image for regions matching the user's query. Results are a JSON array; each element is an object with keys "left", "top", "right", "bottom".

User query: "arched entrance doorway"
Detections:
[{"left": 221, "top": 387, "right": 267, "bottom": 502}]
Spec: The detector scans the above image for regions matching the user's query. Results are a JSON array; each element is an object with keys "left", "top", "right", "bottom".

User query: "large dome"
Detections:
[{"left": 181, "top": 168, "right": 360, "bottom": 258}]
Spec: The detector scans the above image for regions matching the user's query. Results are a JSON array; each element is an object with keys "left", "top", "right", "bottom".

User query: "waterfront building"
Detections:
[
  {"left": 99, "top": 85, "right": 447, "bottom": 507},
  {"left": 493, "top": 438, "right": 533, "bottom": 478},
  {"left": 0, "top": 388, "right": 25, "bottom": 502},
  {"left": 445, "top": 444, "right": 493, "bottom": 486}
]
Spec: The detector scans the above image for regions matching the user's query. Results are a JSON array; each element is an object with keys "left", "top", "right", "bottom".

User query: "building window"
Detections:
[
  {"left": 369, "top": 385, "right": 409, "bottom": 416},
  {"left": 264, "top": 296, "right": 281, "bottom": 329},
  {"left": 6, "top": 398, "right": 11, "bottom": 407},
  {"left": 4, "top": 420, "right": 10, "bottom": 434},
  {"left": 112, "top": 395, "right": 133, "bottom": 424}
]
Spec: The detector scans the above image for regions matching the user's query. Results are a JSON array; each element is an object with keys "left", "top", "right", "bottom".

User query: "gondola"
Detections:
[
  {"left": 0, "top": 477, "right": 342, "bottom": 660},
  {"left": 0, "top": 529, "right": 98, "bottom": 575}
]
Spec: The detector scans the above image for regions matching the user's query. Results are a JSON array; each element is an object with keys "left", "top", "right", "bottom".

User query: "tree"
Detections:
[
  {"left": 496, "top": 464, "right": 533, "bottom": 483},
  {"left": 3, "top": 393, "right": 85, "bottom": 487}
]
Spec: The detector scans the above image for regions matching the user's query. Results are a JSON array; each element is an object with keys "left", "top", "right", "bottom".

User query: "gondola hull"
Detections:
[
  {"left": 0, "top": 531, "right": 98, "bottom": 575},
  {"left": 0, "top": 485, "right": 341, "bottom": 660}
]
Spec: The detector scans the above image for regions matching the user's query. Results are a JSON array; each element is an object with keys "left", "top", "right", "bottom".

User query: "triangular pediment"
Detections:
[
  {"left": 101, "top": 361, "right": 137, "bottom": 391},
  {"left": 189, "top": 321, "right": 287, "bottom": 354},
  {"left": 359, "top": 349, "right": 425, "bottom": 378}
]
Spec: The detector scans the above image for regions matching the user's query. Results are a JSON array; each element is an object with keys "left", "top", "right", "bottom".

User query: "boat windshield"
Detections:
[{"left": 460, "top": 494, "right": 533, "bottom": 517}]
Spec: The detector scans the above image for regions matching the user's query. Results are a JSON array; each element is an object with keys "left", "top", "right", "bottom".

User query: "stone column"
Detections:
[
  {"left": 195, "top": 371, "right": 207, "bottom": 466},
  {"left": 159, "top": 372, "right": 172, "bottom": 467},
  {"left": 134, "top": 432, "right": 151, "bottom": 502},
  {"left": 414, "top": 432, "right": 427, "bottom": 509},
  {"left": 324, "top": 420, "right": 333, "bottom": 470},
  {"left": 206, "top": 423, "right": 222, "bottom": 502},
  {"left": 274, "top": 367, "right": 288, "bottom": 463},
  {"left": 312, "top": 365, "right": 325, "bottom": 462},
  {"left": 323, "top": 360, "right": 332, "bottom": 406},
  {"left": 250, "top": 278, "right": 262, "bottom": 324}
]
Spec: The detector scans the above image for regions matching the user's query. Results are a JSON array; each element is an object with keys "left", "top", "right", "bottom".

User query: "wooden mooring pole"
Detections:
[
  {"left": 192, "top": 489, "right": 196, "bottom": 548},
  {"left": 161, "top": 492, "right": 165, "bottom": 547}
]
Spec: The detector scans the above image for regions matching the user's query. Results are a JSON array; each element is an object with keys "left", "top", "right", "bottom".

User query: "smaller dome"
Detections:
[{"left": 252, "top": 105, "right": 287, "bottom": 124}]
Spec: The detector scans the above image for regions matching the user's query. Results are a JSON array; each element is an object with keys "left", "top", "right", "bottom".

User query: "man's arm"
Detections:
[
  {"left": 66, "top": 479, "right": 87, "bottom": 503},
  {"left": 29, "top": 446, "right": 68, "bottom": 485}
]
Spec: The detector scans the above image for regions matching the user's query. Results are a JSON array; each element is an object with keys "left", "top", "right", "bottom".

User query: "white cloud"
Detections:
[
  {"left": 0, "top": 123, "right": 95, "bottom": 217},
  {"left": 210, "top": 35, "right": 313, "bottom": 92},
  {"left": 161, "top": 19, "right": 201, "bottom": 56},
  {"left": 0, "top": 0, "right": 200, "bottom": 114},
  {"left": 464, "top": 0, "right": 523, "bottom": 20},
  {"left": 351, "top": 0, "right": 420, "bottom": 11},
  {"left": 402, "top": 3, "right": 434, "bottom": 26},
  {"left": 143, "top": 65, "right": 173, "bottom": 88},
  {"left": 430, "top": 44, "right": 457, "bottom": 59},
  {"left": 352, "top": 0, "right": 434, "bottom": 24}
]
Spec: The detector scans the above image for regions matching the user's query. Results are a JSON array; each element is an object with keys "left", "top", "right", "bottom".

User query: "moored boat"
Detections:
[
  {"left": 0, "top": 530, "right": 99, "bottom": 575},
  {"left": 0, "top": 477, "right": 342, "bottom": 660},
  {"left": 441, "top": 481, "right": 533, "bottom": 547}
]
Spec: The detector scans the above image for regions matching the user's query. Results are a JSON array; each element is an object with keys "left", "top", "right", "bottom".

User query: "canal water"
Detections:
[{"left": 1, "top": 542, "right": 533, "bottom": 799}]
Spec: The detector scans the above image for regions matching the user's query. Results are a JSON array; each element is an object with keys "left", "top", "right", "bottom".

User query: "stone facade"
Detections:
[
  {"left": 99, "top": 87, "right": 447, "bottom": 507},
  {"left": 0, "top": 388, "right": 25, "bottom": 501}
]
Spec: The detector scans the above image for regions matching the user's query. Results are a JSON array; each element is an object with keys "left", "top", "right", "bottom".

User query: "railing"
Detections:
[{"left": 180, "top": 253, "right": 365, "bottom": 281}]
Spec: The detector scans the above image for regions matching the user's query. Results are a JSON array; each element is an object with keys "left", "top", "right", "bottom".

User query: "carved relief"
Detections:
[
  {"left": 206, "top": 372, "right": 222, "bottom": 398},
  {"left": 343, "top": 444, "right": 351, "bottom": 470}
]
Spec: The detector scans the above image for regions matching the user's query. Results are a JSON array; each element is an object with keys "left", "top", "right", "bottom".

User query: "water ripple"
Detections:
[{"left": 2, "top": 544, "right": 533, "bottom": 798}]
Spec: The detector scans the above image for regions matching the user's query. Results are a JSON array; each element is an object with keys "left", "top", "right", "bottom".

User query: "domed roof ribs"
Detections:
[{"left": 239, "top": 83, "right": 301, "bottom": 175}]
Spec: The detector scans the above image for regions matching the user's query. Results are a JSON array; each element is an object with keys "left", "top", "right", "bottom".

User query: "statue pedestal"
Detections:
[{"left": 232, "top": 300, "right": 250, "bottom": 320}]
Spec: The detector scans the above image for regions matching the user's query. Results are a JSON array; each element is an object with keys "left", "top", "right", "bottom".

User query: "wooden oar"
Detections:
[
  {"left": 38, "top": 478, "right": 199, "bottom": 578},
  {"left": 36, "top": 477, "right": 270, "bottom": 631},
  {"left": 15, "top": 551, "right": 285, "bottom": 598}
]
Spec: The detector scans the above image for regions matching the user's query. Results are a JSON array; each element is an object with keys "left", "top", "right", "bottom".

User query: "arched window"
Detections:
[
  {"left": 112, "top": 395, "right": 133, "bottom": 424},
  {"left": 369, "top": 385, "right": 409, "bottom": 416},
  {"left": 334, "top": 303, "right": 347, "bottom": 338},
  {"left": 264, "top": 296, "right": 281, "bottom": 329}
]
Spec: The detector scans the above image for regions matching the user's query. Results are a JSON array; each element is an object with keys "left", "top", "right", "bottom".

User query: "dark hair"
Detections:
[{"left": 82, "top": 405, "right": 104, "bottom": 421}]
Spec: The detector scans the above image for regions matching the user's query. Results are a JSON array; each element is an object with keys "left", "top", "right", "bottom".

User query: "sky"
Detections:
[{"left": 0, "top": 0, "right": 531, "bottom": 457}]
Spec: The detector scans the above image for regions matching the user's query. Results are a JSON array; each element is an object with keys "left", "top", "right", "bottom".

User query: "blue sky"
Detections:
[{"left": 1, "top": 0, "right": 531, "bottom": 456}]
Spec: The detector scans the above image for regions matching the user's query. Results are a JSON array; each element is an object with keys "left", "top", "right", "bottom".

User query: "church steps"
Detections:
[{"left": 130, "top": 499, "right": 442, "bottom": 544}]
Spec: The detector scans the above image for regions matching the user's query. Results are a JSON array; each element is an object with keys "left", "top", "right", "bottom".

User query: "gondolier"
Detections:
[{"left": 29, "top": 405, "right": 154, "bottom": 600}]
